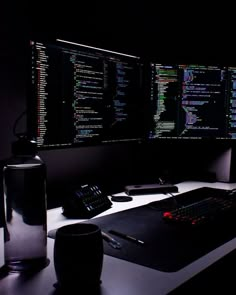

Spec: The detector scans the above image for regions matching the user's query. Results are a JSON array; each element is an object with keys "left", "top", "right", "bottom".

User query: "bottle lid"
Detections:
[{"left": 12, "top": 137, "right": 37, "bottom": 156}]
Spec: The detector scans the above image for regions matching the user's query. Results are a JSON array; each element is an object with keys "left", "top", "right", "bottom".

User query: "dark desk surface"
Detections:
[
  {"left": 82, "top": 190, "right": 236, "bottom": 272},
  {"left": 170, "top": 248, "right": 236, "bottom": 294},
  {"left": 1, "top": 181, "right": 236, "bottom": 295}
]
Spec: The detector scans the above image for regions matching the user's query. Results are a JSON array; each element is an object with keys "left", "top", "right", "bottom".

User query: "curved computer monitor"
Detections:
[
  {"left": 28, "top": 39, "right": 146, "bottom": 149},
  {"left": 148, "top": 63, "right": 236, "bottom": 140}
]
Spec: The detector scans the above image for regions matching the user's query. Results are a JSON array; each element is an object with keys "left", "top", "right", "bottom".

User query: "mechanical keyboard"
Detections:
[{"left": 162, "top": 187, "right": 236, "bottom": 226}]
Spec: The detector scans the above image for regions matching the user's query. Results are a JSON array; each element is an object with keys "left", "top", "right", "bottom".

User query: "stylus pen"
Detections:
[{"left": 109, "top": 230, "right": 145, "bottom": 245}]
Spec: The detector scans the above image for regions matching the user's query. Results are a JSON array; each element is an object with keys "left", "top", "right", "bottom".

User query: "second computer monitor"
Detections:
[{"left": 149, "top": 63, "right": 236, "bottom": 140}]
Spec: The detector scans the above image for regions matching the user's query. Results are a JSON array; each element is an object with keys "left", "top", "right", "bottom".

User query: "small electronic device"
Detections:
[
  {"left": 62, "top": 184, "right": 112, "bottom": 218},
  {"left": 125, "top": 183, "right": 178, "bottom": 196}
]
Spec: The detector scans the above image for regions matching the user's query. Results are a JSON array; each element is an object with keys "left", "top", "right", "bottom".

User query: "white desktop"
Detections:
[{"left": 1, "top": 181, "right": 236, "bottom": 295}]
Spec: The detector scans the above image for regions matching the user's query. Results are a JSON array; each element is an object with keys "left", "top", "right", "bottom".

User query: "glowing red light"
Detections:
[{"left": 163, "top": 212, "right": 172, "bottom": 219}]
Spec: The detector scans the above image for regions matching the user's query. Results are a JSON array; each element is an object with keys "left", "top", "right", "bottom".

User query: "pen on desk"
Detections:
[
  {"left": 109, "top": 230, "right": 145, "bottom": 245},
  {"left": 101, "top": 231, "right": 122, "bottom": 249}
]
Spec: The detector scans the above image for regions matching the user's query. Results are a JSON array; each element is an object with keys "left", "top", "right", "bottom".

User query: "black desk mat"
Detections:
[{"left": 83, "top": 187, "right": 236, "bottom": 272}]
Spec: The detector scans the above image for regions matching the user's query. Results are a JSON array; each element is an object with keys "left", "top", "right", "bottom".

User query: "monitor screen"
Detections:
[
  {"left": 28, "top": 39, "right": 146, "bottom": 149},
  {"left": 148, "top": 63, "right": 236, "bottom": 140}
]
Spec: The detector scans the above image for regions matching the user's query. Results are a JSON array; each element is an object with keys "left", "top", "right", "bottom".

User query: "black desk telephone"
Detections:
[{"left": 62, "top": 184, "right": 112, "bottom": 219}]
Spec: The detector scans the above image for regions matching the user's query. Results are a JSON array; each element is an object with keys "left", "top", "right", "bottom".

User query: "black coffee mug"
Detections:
[{"left": 54, "top": 223, "right": 103, "bottom": 292}]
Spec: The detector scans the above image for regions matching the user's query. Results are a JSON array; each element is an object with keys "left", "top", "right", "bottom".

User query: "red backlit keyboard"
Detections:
[{"left": 163, "top": 187, "right": 236, "bottom": 226}]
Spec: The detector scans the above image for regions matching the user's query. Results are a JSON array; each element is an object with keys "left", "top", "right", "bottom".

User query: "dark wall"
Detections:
[
  {"left": 26, "top": 3, "right": 236, "bottom": 65},
  {"left": 1, "top": 2, "right": 236, "bottom": 207}
]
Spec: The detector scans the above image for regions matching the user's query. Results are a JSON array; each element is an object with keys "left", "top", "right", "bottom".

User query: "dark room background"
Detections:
[{"left": 1, "top": 2, "right": 236, "bottom": 207}]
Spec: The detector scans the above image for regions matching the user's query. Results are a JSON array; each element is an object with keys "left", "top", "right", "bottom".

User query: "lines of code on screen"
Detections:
[
  {"left": 149, "top": 63, "right": 236, "bottom": 139},
  {"left": 29, "top": 41, "right": 144, "bottom": 148}
]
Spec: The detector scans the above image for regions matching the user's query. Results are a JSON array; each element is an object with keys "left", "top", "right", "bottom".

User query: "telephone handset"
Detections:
[{"left": 62, "top": 184, "right": 112, "bottom": 218}]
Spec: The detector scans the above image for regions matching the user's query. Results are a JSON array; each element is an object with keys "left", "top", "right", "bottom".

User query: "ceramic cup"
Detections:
[{"left": 54, "top": 223, "right": 103, "bottom": 292}]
